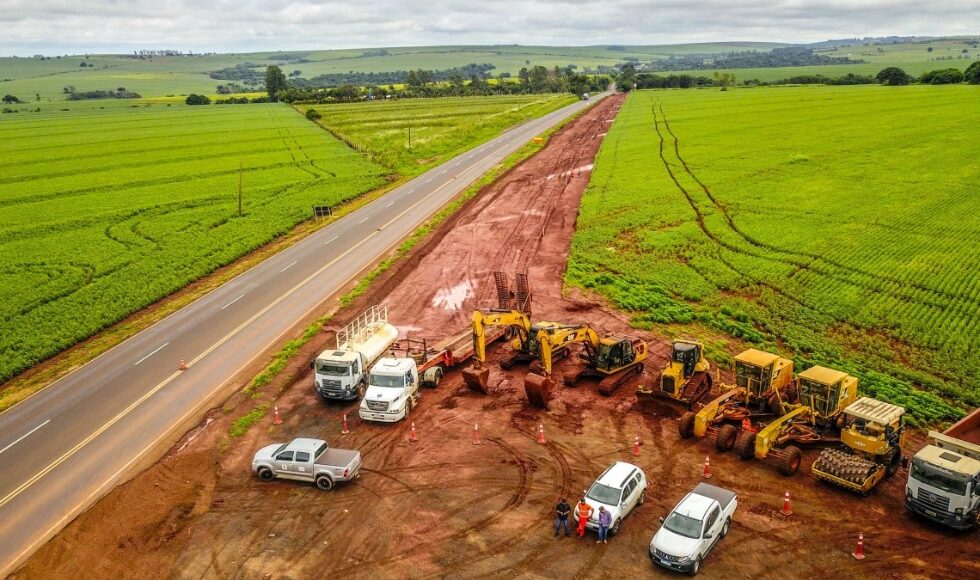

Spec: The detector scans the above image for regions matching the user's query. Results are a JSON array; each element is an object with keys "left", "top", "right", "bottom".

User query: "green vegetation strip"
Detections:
[{"left": 569, "top": 86, "right": 978, "bottom": 426}]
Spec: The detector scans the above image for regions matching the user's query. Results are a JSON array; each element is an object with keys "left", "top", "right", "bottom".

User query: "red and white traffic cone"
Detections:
[
  {"left": 273, "top": 405, "right": 283, "bottom": 426},
  {"left": 409, "top": 422, "right": 419, "bottom": 443},
  {"left": 702, "top": 456, "right": 712, "bottom": 479},
  {"left": 178, "top": 359, "right": 188, "bottom": 371},
  {"left": 472, "top": 423, "right": 481, "bottom": 445},
  {"left": 780, "top": 490, "right": 792, "bottom": 516},
  {"left": 341, "top": 413, "right": 349, "bottom": 435},
  {"left": 852, "top": 532, "right": 866, "bottom": 560},
  {"left": 536, "top": 424, "right": 546, "bottom": 444},
  {"left": 632, "top": 435, "right": 641, "bottom": 457}
]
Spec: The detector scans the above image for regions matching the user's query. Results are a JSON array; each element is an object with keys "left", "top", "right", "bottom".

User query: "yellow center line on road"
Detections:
[{"left": 1, "top": 132, "right": 520, "bottom": 571}]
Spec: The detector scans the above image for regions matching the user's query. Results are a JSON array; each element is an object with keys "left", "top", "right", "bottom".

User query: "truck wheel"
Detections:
[
  {"left": 687, "top": 557, "right": 701, "bottom": 577},
  {"left": 678, "top": 412, "right": 696, "bottom": 439},
  {"left": 423, "top": 366, "right": 443, "bottom": 388},
  {"left": 778, "top": 446, "right": 803, "bottom": 476},
  {"left": 315, "top": 475, "right": 334, "bottom": 491},
  {"left": 357, "top": 382, "right": 366, "bottom": 399},
  {"left": 716, "top": 424, "right": 738, "bottom": 452},
  {"left": 734, "top": 431, "right": 756, "bottom": 460},
  {"left": 638, "top": 488, "right": 646, "bottom": 505},
  {"left": 257, "top": 468, "right": 275, "bottom": 482},
  {"left": 720, "top": 518, "right": 730, "bottom": 538},
  {"left": 611, "top": 518, "right": 622, "bottom": 536},
  {"left": 885, "top": 447, "right": 901, "bottom": 477}
]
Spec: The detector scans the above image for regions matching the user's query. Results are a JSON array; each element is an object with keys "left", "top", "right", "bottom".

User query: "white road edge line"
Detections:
[
  {"left": 133, "top": 342, "right": 169, "bottom": 366},
  {"left": 324, "top": 235, "right": 339, "bottom": 246},
  {"left": 0, "top": 420, "right": 51, "bottom": 457},
  {"left": 358, "top": 217, "right": 369, "bottom": 224},
  {"left": 219, "top": 295, "right": 245, "bottom": 311},
  {"left": 384, "top": 202, "right": 394, "bottom": 208},
  {"left": 279, "top": 261, "right": 298, "bottom": 273}
]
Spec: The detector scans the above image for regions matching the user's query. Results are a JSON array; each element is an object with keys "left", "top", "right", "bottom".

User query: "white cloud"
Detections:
[{"left": 1, "top": 0, "right": 978, "bottom": 55}]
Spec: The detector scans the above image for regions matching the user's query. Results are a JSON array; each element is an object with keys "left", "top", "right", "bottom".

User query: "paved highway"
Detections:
[{"left": 0, "top": 93, "right": 607, "bottom": 574}]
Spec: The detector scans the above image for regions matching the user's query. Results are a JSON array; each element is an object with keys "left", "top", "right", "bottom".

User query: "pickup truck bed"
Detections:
[
  {"left": 692, "top": 482, "right": 736, "bottom": 510},
  {"left": 318, "top": 448, "right": 359, "bottom": 468}
]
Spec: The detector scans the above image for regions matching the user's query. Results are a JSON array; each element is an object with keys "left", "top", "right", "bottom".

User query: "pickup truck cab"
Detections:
[
  {"left": 252, "top": 437, "right": 361, "bottom": 491},
  {"left": 574, "top": 461, "right": 647, "bottom": 535},
  {"left": 359, "top": 357, "right": 420, "bottom": 422},
  {"left": 650, "top": 482, "right": 737, "bottom": 576}
]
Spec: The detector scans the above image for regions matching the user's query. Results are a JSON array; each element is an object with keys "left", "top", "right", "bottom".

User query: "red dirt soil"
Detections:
[{"left": 14, "top": 93, "right": 979, "bottom": 580}]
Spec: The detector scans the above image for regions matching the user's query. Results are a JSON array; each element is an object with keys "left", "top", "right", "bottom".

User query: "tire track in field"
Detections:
[{"left": 656, "top": 103, "right": 971, "bottom": 312}]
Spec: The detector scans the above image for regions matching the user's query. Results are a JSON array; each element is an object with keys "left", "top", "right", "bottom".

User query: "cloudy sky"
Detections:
[{"left": 3, "top": 0, "right": 979, "bottom": 55}]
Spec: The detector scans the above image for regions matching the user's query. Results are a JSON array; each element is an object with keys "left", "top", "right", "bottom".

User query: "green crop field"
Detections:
[
  {"left": 568, "top": 85, "right": 980, "bottom": 424},
  {"left": 306, "top": 94, "right": 578, "bottom": 175},
  {"left": 0, "top": 103, "right": 388, "bottom": 383}
]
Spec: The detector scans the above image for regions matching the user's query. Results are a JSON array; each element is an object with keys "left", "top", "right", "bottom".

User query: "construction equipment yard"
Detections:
[{"left": 13, "top": 94, "right": 978, "bottom": 579}]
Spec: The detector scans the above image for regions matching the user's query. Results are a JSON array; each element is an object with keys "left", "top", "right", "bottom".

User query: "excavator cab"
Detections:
[{"left": 593, "top": 337, "right": 636, "bottom": 372}]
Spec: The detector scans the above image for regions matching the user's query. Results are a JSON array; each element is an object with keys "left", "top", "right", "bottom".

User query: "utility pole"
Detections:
[{"left": 238, "top": 160, "right": 243, "bottom": 217}]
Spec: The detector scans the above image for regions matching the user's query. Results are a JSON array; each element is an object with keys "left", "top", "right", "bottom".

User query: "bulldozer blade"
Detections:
[
  {"left": 462, "top": 366, "right": 491, "bottom": 394},
  {"left": 524, "top": 372, "right": 554, "bottom": 409},
  {"left": 636, "top": 388, "right": 689, "bottom": 417}
]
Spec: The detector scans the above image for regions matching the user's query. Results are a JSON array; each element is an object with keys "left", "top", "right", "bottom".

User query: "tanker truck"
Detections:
[
  {"left": 905, "top": 407, "right": 980, "bottom": 530},
  {"left": 312, "top": 305, "right": 398, "bottom": 402}
]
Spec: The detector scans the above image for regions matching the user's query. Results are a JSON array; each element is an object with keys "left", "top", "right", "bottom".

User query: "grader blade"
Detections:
[
  {"left": 524, "top": 372, "right": 554, "bottom": 409},
  {"left": 462, "top": 366, "right": 491, "bottom": 394}
]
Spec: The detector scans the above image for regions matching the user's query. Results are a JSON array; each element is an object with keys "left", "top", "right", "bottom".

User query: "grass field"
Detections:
[
  {"left": 306, "top": 94, "right": 578, "bottom": 175},
  {"left": 568, "top": 85, "right": 980, "bottom": 424},
  {"left": 0, "top": 103, "right": 389, "bottom": 383}
]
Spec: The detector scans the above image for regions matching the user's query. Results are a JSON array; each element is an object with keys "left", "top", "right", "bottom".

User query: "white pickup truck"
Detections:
[
  {"left": 649, "top": 482, "right": 737, "bottom": 576},
  {"left": 252, "top": 438, "right": 361, "bottom": 491}
]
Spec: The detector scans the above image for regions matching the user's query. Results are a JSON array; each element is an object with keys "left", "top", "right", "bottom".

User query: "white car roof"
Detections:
[
  {"left": 674, "top": 492, "right": 714, "bottom": 519},
  {"left": 598, "top": 461, "right": 641, "bottom": 488},
  {"left": 371, "top": 357, "right": 415, "bottom": 373}
]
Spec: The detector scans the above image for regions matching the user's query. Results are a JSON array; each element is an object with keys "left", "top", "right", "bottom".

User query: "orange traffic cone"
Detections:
[
  {"left": 780, "top": 490, "right": 792, "bottom": 516},
  {"left": 179, "top": 359, "right": 188, "bottom": 371},
  {"left": 341, "top": 413, "right": 349, "bottom": 435},
  {"left": 536, "top": 424, "right": 546, "bottom": 444},
  {"left": 632, "top": 435, "right": 641, "bottom": 457},
  {"left": 472, "top": 423, "right": 481, "bottom": 445},
  {"left": 852, "top": 532, "right": 866, "bottom": 560},
  {"left": 702, "top": 455, "right": 712, "bottom": 479},
  {"left": 409, "top": 422, "right": 418, "bottom": 443},
  {"left": 273, "top": 405, "right": 282, "bottom": 426}
]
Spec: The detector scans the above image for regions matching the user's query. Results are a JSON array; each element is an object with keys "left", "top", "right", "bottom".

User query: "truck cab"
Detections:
[
  {"left": 314, "top": 350, "right": 366, "bottom": 401},
  {"left": 906, "top": 429, "right": 980, "bottom": 529},
  {"left": 359, "top": 357, "right": 420, "bottom": 422}
]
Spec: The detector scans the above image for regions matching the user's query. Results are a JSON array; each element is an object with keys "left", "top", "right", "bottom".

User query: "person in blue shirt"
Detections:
[{"left": 597, "top": 506, "right": 612, "bottom": 543}]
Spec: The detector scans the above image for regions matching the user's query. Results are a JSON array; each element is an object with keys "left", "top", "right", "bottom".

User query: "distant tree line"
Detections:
[
  {"left": 637, "top": 47, "right": 865, "bottom": 73},
  {"left": 67, "top": 88, "right": 141, "bottom": 100}
]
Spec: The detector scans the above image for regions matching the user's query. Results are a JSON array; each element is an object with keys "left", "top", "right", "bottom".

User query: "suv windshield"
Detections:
[
  {"left": 911, "top": 459, "right": 969, "bottom": 495},
  {"left": 586, "top": 482, "right": 621, "bottom": 506},
  {"left": 317, "top": 362, "right": 349, "bottom": 376},
  {"left": 663, "top": 512, "right": 702, "bottom": 539},
  {"left": 369, "top": 373, "right": 404, "bottom": 388}
]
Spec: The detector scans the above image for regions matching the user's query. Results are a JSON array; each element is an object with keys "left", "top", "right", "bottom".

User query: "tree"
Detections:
[
  {"left": 927, "top": 47, "right": 933, "bottom": 53},
  {"left": 875, "top": 67, "right": 913, "bottom": 86},
  {"left": 265, "top": 65, "right": 288, "bottom": 101},
  {"left": 2, "top": 95, "right": 21, "bottom": 104},
  {"left": 617, "top": 63, "right": 637, "bottom": 91},
  {"left": 305, "top": 108, "right": 321, "bottom": 121},
  {"left": 919, "top": 68, "right": 964, "bottom": 84},
  {"left": 185, "top": 94, "right": 211, "bottom": 105},
  {"left": 965, "top": 61, "right": 980, "bottom": 84},
  {"left": 518, "top": 67, "right": 530, "bottom": 88}
]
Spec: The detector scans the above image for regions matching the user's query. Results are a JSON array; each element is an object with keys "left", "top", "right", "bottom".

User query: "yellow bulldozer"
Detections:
[
  {"left": 679, "top": 348, "right": 795, "bottom": 442},
  {"left": 812, "top": 397, "right": 906, "bottom": 493},
  {"left": 730, "top": 365, "right": 859, "bottom": 476},
  {"left": 524, "top": 325, "right": 647, "bottom": 408},
  {"left": 637, "top": 340, "right": 713, "bottom": 413}
]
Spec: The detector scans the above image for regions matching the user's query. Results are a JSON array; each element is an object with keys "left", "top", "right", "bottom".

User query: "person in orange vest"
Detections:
[{"left": 575, "top": 497, "right": 593, "bottom": 538}]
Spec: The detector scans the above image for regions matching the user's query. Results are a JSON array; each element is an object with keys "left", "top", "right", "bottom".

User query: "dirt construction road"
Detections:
[{"left": 15, "top": 93, "right": 978, "bottom": 579}]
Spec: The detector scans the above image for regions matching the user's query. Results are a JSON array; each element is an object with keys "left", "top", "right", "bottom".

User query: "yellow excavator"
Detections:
[
  {"left": 524, "top": 325, "right": 648, "bottom": 408},
  {"left": 812, "top": 397, "right": 906, "bottom": 492},
  {"left": 637, "top": 340, "right": 713, "bottom": 414}
]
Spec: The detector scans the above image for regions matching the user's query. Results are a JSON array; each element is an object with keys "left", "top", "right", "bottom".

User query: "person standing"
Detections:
[
  {"left": 575, "top": 498, "right": 593, "bottom": 539},
  {"left": 597, "top": 506, "right": 612, "bottom": 544},
  {"left": 554, "top": 498, "right": 571, "bottom": 537}
]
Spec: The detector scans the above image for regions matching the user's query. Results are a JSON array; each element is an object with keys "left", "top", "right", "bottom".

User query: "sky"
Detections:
[{"left": 2, "top": 0, "right": 979, "bottom": 55}]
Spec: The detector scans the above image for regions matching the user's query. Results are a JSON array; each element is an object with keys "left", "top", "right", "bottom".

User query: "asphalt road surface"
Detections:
[{"left": 0, "top": 93, "right": 607, "bottom": 574}]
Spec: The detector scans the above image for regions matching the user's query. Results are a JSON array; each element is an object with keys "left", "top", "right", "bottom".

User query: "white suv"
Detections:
[{"left": 574, "top": 461, "right": 647, "bottom": 535}]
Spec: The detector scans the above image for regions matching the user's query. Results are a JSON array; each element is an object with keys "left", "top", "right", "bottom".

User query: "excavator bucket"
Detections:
[
  {"left": 524, "top": 372, "right": 554, "bottom": 409},
  {"left": 462, "top": 366, "right": 491, "bottom": 394}
]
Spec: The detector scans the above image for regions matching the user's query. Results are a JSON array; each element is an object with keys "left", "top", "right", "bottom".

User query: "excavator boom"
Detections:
[{"left": 462, "top": 309, "right": 531, "bottom": 393}]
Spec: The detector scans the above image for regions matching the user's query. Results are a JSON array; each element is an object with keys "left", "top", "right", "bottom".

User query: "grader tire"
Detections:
[
  {"left": 777, "top": 445, "right": 803, "bottom": 476},
  {"left": 678, "top": 412, "right": 696, "bottom": 439},
  {"left": 716, "top": 424, "right": 738, "bottom": 452},
  {"left": 885, "top": 447, "right": 902, "bottom": 477},
  {"left": 734, "top": 431, "right": 756, "bottom": 460}
]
